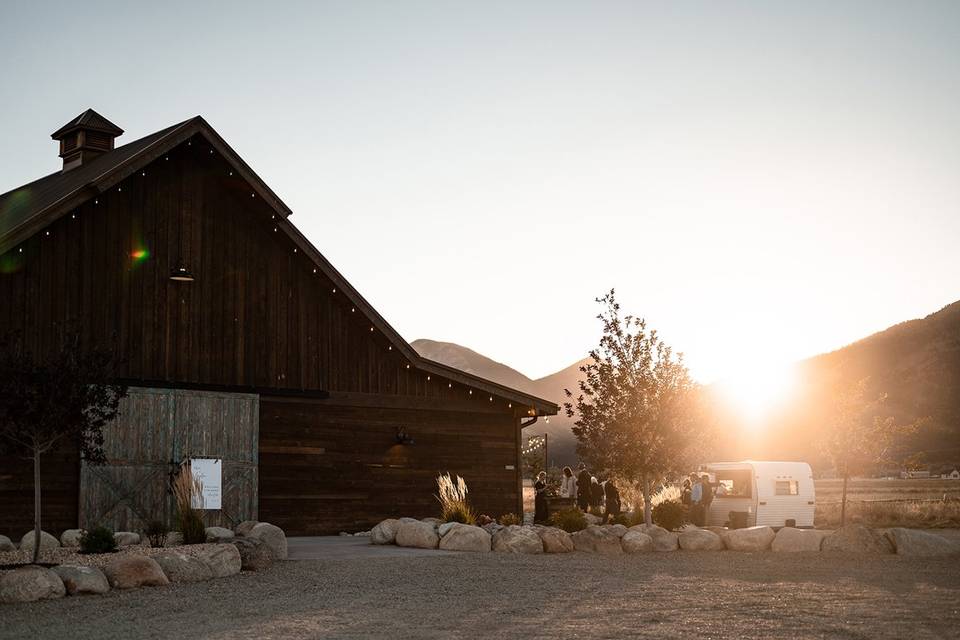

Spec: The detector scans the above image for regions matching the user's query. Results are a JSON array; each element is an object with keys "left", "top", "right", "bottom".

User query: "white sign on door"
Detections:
[{"left": 190, "top": 458, "right": 222, "bottom": 510}]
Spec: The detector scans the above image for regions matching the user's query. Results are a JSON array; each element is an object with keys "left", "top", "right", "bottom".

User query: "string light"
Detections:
[
  {"left": 351, "top": 307, "right": 355, "bottom": 313},
  {"left": 406, "top": 364, "right": 410, "bottom": 369},
  {"left": 312, "top": 268, "right": 317, "bottom": 274},
  {"left": 332, "top": 288, "right": 336, "bottom": 293},
  {"left": 388, "top": 346, "right": 392, "bottom": 351},
  {"left": 45, "top": 231, "right": 50, "bottom": 236},
  {"left": 488, "top": 396, "right": 493, "bottom": 402},
  {"left": 469, "top": 390, "right": 473, "bottom": 395},
  {"left": 426, "top": 376, "right": 431, "bottom": 381}
]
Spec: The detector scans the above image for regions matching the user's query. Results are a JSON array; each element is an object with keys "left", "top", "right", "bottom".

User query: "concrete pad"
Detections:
[{"left": 287, "top": 536, "right": 458, "bottom": 560}]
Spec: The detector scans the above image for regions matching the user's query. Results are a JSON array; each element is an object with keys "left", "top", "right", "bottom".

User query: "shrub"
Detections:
[
  {"left": 549, "top": 508, "right": 587, "bottom": 533},
  {"left": 172, "top": 464, "right": 207, "bottom": 544},
  {"left": 79, "top": 526, "right": 118, "bottom": 554},
  {"left": 144, "top": 520, "right": 169, "bottom": 548},
  {"left": 609, "top": 513, "right": 631, "bottom": 526},
  {"left": 178, "top": 509, "right": 207, "bottom": 545},
  {"left": 652, "top": 500, "right": 688, "bottom": 531},
  {"left": 498, "top": 513, "right": 520, "bottom": 526},
  {"left": 476, "top": 514, "right": 495, "bottom": 526},
  {"left": 436, "top": 472, "right": 477, "bottom": 525}
]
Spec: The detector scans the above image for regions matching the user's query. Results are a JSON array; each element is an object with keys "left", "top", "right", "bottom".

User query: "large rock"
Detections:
[
  {"left": 621, "top": 530, "right": 654, "bottom": 553},
  {"left": 572, "top": 525, "right": 623, "bottom": 554},
  {"left": 197, "top": 543, "right": 242, "bottom": 577},
  {"left": 371, "top": 519, "right": 402, "bottom": 545},
  {"left": 536, "top": 527, "right": 574, "bottom": 553},
  {"left": 492, "top": 525, "right": 543, "bottom": 554},
  {"left": 155, "top": 551, "right": 214, "bottom": 582},
  {"left": 235, "top": 520, "right": 259, "bottom": 537},
  {"left": 248, "top": 522, "right": 288, "bottom": 560},
  {"left": 422, "top": 517, "right": 443, "bottom": 525},
  {"left": 52, "top": 565, "right": 110, "bottom": 595},
  {"left": 438, "top": 523, "right": 491, "bottom": 552},
  {"left": 771, "top": 527, "right": 828, "bottom": 552},
  {"left": 679, "top": 528, "right": 725, "bottom": 551},
  {"left": 19, "top": 530, "right": 60, "bottom": 553},
  {"left": 583, "top": 513, "right": 603, "bottom": 526},
  {"left": 721, "top": 526, "right": 776, "bottom": 552},
  {"left": 631, "top": 524, "right": 678, "bottom": 552},
  {"left": 232, "top": 537, "right": 274, "bottom": 571},
  {"left": 885, "top": 528, "right": 960, "bottom": 557},
  {"left": 0, "top": 535, "right": 15, "bottom": 552},
  {"left": 60, "top": 529, "right": 85, "bottom": 548},
  {"left": 104, "top": 556, "right": 169, "bottom": 589},
  {"left": 821, "top": 525, "right": 894, "bottom": 554},
  {"left": 607, "top": 524, "right": 628, "bottom": 538},
  {"left": 482, "top": 523, "right": 504, "bottom": 536},
  {"left": 205, "top": 527, "right": 235, "bottom": 542},
  {"left": 114, "top": 531, "right": 141, "bottom": 547},
  {"left": 396, "top": 520, "right": 440, "bottom": 549},
  {"left": 0, "top": 566, "right": 65, "bottom": 603}
]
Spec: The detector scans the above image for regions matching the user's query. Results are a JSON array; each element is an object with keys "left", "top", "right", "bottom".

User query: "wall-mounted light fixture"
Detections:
[
  {"left": 395, "top": 426, "right": 415, "bottom": 446},
  {"left": 170, "top": 264, "right": 195, "bottom": 282}
]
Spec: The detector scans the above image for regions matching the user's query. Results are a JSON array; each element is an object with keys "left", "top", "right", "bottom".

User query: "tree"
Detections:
[
  {"left": 821, "top": 378, "right": 914, "bottom": 527},
  {"left": 564, "top": 290, "right": 703, "bottom": 526},
  {"left": 0, "top": 334, "right": 127, "bottom": 563}
]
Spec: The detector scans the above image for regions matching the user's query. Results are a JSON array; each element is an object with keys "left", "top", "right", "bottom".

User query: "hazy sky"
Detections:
[{"left": 2, "top": 1, "right": 958, "bottom": 383}]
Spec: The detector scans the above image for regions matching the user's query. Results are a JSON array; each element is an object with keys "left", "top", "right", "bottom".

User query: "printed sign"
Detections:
[{"left": 190, "top": 458, "right": 222, "bottom": 510}]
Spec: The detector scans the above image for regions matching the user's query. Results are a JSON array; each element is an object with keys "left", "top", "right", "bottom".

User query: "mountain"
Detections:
[{"left": 413, "top": 299, "right": 960, "bottom": 469}]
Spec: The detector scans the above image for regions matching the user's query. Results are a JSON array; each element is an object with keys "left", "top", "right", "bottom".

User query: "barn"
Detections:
[{"left": 0, "top": 109, "right": 556, "bottom": 536}]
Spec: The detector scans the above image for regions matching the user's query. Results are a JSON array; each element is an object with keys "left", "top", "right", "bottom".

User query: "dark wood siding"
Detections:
[
  {"left": 0, "top": 443, "right": 79, "bottom": 538},
  {"left": 259, "top": 395, "right": 520, "bottom": 535}
]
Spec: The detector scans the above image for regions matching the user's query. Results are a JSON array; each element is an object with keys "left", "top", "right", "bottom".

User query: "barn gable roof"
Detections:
[{"left": 0, "top": 114, "right": 558, "bottom": 416}]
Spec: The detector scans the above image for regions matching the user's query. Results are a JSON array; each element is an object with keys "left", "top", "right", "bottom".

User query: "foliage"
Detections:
[
  {"left": 436, "top": 472, "right": 477, "bottom": 525},
  {"left": 549, "top": 508, "right": 588, "bottom": 533},
  {"left": 498, "top": 513, "right": 521, "bottom": 526},
  {"left": 564, "top": 290, "right": 705, "bottom": 526},
  {"left": 144, "top": 520, "right": 169, "bottom": 548},
  {"left": 172, "top": 465, "right": 208, "bottom": 544},
  {"left": 79, "top": 526, "right": 118, "bottom": 554},
  {"left": 651, "top": 500, "right": 688, "bottom": 532},
  {"left": 0, "top": 332, "right": 126, "bottom": 562},
  {"left": 651, "top": 484, "right": 683, "bottom": 507},
  {"left": 609, "top": 512, "right": 631, "bottom": 526}
]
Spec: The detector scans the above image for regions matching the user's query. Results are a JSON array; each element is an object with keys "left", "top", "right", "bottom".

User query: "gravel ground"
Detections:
[{"left": 2, "top": 550, "right": 959, "bottom": 639}]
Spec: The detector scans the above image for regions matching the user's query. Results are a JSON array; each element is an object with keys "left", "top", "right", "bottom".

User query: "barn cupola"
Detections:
[{"left": 51, "top": 109, "right": 124, "bottom": 172}]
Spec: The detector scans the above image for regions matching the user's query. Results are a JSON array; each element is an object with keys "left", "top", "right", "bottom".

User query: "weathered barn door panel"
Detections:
[{"left": 79, "top": 387, "right": 258, "bottom": 531}]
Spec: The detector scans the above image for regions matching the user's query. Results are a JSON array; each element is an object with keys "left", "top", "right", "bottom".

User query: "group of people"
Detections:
[
  {"left": 533, "top": 462, "right": 620, "bottom": 524},
  {"left": 681, "top": 472, "right": 716, "bottom": 526}
]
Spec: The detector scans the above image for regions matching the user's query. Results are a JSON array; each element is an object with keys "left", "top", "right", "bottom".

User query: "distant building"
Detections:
[
  {"left": 943, "top": 469, "right": 960, "bottom": 480},
  {"left": 901, "top": 470, "right": 931, "bottom": 479}
]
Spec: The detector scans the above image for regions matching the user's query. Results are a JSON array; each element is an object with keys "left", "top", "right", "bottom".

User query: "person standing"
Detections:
[
  {"left": 576, "top": 463, "right": 591, "bottom": 512},
  {"left": 560, "top": 466, "right": 578, "bottom": 501},
  {"left": 700, "top": 474, "right": 714, "bottom": 526},
  {"left": 602, "top": 479, "right": 621, "bottom": 523},
  {"left": 534, "top": 471, "right": 549, "bottom": 523},
  {"left": 689, "top": 472, "right": 704, "bottom": 526},
  {"left": 590, "top": 476, "right": 604, "bottom": 513}
]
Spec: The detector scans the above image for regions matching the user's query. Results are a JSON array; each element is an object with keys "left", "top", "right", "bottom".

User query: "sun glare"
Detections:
[{"left": 717, "top": 362, "right": 797, "bottom": 427}]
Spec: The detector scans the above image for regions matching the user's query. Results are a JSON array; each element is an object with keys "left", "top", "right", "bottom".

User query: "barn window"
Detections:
[{"left": 775, "top": 480, "right": 799, "bottom": 496}]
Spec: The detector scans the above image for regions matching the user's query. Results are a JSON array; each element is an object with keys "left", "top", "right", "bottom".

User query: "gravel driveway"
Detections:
[{"left": 2, "top": 550, "right": 958, "bottom": 639}]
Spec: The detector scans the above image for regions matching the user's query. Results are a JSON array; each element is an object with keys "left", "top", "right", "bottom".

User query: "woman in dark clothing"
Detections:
[
  {"left": 590, "top": 476, "right": 604, "bottom": 513},
  {"left": 603, "top": 479, "right": 621, "bottom": 523},
  {"left": 534, "top": 471, "right": 548, "bottom": 523},
  {"left": 576, "top": 463, "right": 592, "bottom": 511}
]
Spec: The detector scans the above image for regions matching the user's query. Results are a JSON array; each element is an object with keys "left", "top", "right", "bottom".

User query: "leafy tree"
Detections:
[
  {"left": 821, "top": 378, "right": 916, "bottom": 526},
  {"left": 564, "top": 290, "right": 704, "bottom": 526},
  {"left": 0, "top": 334, "right": 126, "bottom": 563}
]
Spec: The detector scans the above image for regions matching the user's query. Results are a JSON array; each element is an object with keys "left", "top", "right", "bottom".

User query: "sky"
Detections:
[{"left": 2, "top": 1, "right": 959, "bottom": 383}]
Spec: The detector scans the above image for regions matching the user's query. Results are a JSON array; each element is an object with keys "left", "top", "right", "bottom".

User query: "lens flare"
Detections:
[{"left": 131, "top": 248, "right": 150, "bottom": 262}]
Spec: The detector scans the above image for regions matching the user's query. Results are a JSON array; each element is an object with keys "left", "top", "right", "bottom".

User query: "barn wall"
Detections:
[
  {"left": 0, "top": 443, "right": 79, "bottom": 539},
  {"left": 259, "top": 395, "right": 521, "bottom": 535}
]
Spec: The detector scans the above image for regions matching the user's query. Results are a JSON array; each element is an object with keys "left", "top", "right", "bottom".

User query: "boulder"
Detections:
[
  {"left": 52, "top": 565, "right": 110, "bottom": 596},
  {"left": 607, "top": 524, "right": 628, "bottom": 538},
  {"left": 536, "top": 526, "right": 574, "bottom": 553},
  {"left": 197, "top": 543, "right": 242, "bottom": 577},
  {"left": 885, "top": 528, "right": 960, "bottom": 557},
  {"left": 721, "top": 526, "right": 776, "bottom": 552},
  {"left": 437, "top": 522, "right": 457, "bottom": 538},
  {"left": 232, "top": 537, "right": 274, "bottom": 571},
  {"left": 18, "top": 530, "right": 60, "bottom": 553},
  {"left": 821, "top": 525, "right": 894, "bottom": 554},
  {"left": 235, "top": 520, "right": 259, "bottom": 537},
  {"left": 104, "top": 556, "right": 169, "bottom": 589},
  {"left": 354, "top": 531, "right": 371, "bottom": 537},
  {"left": 621, "top": 530, "right": 654, "bottom": 553},
  {"left": 371, "top": 519, "right": 402, "bottom": 545},
  {"left": 572, "top": 525, "right": 623, "bottom": 554},
  {"left": 396, "top": 520, "right": 440, "bottom": 549},
  {"left": 114, "top": 531, "right": 141, "bottom": 547},
  {"left": 482, "top": 523, "right": 504, "bottom": 536},
  {"left": 0, "top": 535, "right": 15, "bottom": 552},
  {"left": 630, "top": 524, "right": 678, "bottom": 552},
  {"left": 771, "top": 527, "right": 828, "bottom": 553},
  {"left": 155, "top": 551, "right": 214, "bottom": 583},
  {"left": 583, "top": 513, "right": 602, "bottom": 525},
  {"left": 0, "top": 566, "right": 65, "bottom": 603},
  {"left": 491, "top": 525, "right": 543, "bottom": 554},
  {"left": 421, "top": 517, "right": 443, "bottom": 526},
  {"left": 165, "top": 531, "right": 185, "bottom": 547},
  {"left": 205, "top": 526, "right": 235, "bottom": 542},
  {"left": 60, "top": 529, "right": 85, "bottom": 548},
  {"left": 679, "top": 528, "right": 725, "bottom": 551},
  {"left": 438, "top": 523, "right": 491, "bottom": 552},
  {"left": 248, "top": 522, "right": 288, "bottom": 560}
]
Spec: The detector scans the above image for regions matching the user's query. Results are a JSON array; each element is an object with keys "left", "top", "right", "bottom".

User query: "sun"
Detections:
[{"left": 716, "top": 362, "right": 797, "bottom": 426}]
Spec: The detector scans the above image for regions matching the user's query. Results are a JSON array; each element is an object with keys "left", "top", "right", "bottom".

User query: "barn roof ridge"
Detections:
[{"left": 0, "top": 114, "right": 558, "bottom": 415}]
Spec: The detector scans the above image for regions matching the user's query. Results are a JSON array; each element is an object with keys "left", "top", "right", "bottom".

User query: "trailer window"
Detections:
[
  {"left": 775, "top": 480, "right": 799, "bottom": 496},
  {"left": 714, "top": 470, "right": 751, "bottom": 498}
]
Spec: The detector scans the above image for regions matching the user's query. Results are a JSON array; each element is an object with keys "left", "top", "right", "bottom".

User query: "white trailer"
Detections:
[{"left": 699, "top": 460, "right": 815, "bottom": 528}]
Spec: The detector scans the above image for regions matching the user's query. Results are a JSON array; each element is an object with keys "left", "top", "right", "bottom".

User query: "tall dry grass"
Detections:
[
  {"left": 436, "top": 472, "right": 476, "bottom": 524},
  {"left": 816, "top": 499, "right": 960, "bottom": 529},
  {"left": 173, "top": 465, "right": 207, "bottom": 544}
]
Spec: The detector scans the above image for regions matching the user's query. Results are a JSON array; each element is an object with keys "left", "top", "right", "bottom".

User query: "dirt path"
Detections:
[{"left": 3, "top": 550, "right": 958, "bottom": 639}]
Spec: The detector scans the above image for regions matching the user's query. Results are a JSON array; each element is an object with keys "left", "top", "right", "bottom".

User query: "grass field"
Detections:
[{"left": 815, "top": 477, "right": 960, "bottom": 501}]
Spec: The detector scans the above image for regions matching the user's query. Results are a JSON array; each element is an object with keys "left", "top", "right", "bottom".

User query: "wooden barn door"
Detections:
[{"left": 79, "top": 387, "right": 259, "bottom": 531}]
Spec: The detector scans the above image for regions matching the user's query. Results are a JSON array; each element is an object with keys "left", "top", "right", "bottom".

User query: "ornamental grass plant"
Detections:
[
  {"left": 173, "top": 465, "right": 207, "bottom": 544},
  {"left": 436, "top": 472, "right": 477, "bottom": 524}
]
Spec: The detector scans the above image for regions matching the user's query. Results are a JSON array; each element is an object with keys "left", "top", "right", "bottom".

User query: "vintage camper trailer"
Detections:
[{"left": 699, "top": 461, "right": 815, "bottom": 529}]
